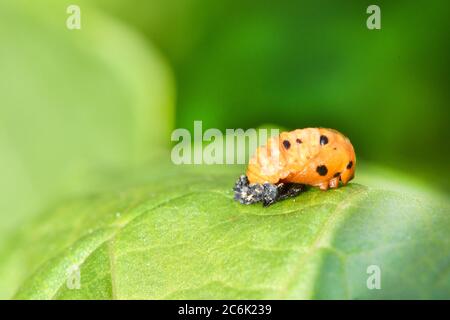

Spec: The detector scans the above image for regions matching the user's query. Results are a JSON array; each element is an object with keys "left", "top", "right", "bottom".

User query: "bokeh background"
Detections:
[
  {"left": 94, "top": 0, "right": 450, "bottom": 186},
  {"left": 0, "top": 0, "right": 449, "bottom": 239}
]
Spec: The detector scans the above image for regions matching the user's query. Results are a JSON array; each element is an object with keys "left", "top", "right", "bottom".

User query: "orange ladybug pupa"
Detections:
[{"left": 234, "top": 128, "right": 356, "bottom": 206}]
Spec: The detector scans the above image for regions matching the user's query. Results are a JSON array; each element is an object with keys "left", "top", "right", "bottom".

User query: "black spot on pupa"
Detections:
[
  {"left": 283, "top": 140, "right": 291, "bottom": 149},
  {"left": 316, "top": 165, "right": 328, "bottom": 176},
  {"left": 347, "top": 161, "right": 353, "bottom": 169},
  {"left": 333, "top": 172, "right": 341, "bottom": 178},
  {"left": 296, "top": 138, "right": 302, "bottom": 144},
  {"left": 320, "top": 135, "right": 328, "bottom": 145}
]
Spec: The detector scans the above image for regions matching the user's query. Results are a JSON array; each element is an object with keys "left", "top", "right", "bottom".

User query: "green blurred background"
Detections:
[
  {"left": 93, "top": 0, "right": 450, "bottom": 185},
  {"left": 0, "top": 0, "right": 449, "bottom": 237}
]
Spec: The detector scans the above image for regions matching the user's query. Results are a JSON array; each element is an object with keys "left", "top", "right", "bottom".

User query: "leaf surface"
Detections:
[
  {"left": 0, "top": 0, "right": 174, "bottom": 236},
  {"left": 3, "top": 165, "right": 448, "bottom": 299}
]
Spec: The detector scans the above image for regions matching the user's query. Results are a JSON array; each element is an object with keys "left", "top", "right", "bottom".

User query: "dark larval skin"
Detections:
[{"left": 233, "top": 175, "right": 306, "bottom": 206}]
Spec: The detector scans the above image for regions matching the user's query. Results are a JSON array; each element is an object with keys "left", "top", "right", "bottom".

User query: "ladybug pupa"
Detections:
[{"left": 234, "top": 128, "right": 356, "bottom": 206}]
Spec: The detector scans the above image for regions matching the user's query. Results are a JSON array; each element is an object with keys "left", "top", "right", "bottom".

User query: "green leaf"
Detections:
[
  {"left": 2, "top": 164, "right": 449, "bottom": 299},
  {"left": 0, "top": 1, "right": 174, "bottom": 235}
]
